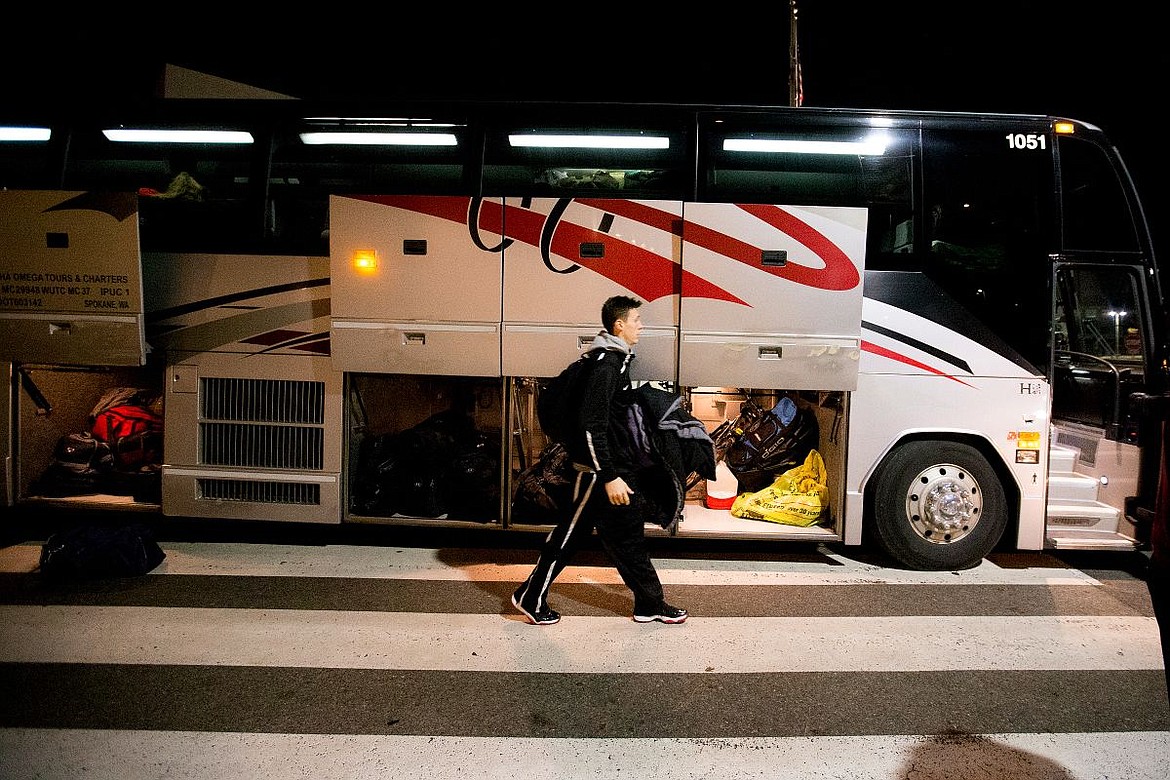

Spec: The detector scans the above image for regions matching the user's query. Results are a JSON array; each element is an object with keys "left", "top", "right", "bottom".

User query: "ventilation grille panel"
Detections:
[
  {"left": 1055, "top": 429, "right": 1100, "bottom": 468},
  {"left": 197, "top": 478, "right": 321, "bottom": 505},
  {"left": 201, "top": 377, "right": 325, "bottom": 423},
  {"left": 199, "top": 377, "right": 325, "bottom": 470}
]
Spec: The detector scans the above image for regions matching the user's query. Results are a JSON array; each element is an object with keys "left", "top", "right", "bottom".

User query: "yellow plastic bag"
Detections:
[{"left": 730, "top": 449, "right": 828, "bottom": 526}]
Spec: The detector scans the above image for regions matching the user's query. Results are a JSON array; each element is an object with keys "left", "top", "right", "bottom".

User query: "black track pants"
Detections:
[{"left": 515, "top": 469, "right": 665, "bottom": 616}]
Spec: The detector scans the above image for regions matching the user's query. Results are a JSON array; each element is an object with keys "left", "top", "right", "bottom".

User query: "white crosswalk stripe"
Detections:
[
  {"left": 1, "top": 606, "right": 1161, "bottom": 672},
  {"left": 2, "top": 730, "right": 1168, "bottom": 780}
]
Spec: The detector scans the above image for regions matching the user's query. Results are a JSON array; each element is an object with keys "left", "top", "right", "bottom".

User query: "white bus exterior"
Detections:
[{"left": 0, "top": 100, "right": 1162, "bottom": 570}]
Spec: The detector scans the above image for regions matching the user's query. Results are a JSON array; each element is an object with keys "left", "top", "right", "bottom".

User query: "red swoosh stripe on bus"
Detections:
[
  {"left": 592, "top": 200, "right": 861, "bottom": 292},
  {"left": 578, "top": 198, "right": 679, "bottom": 233},
  {"left": 347, "top": 196, "right": 744, "bottom": 305},
  {"left": 716, "top": 204, "right": 859, "bottom": 291},
  {"left": 861, "top": 341, "right": 974, "bottom": 387},
  {"left": 491, "top": 201, "right": 693, "bottom": 299}
]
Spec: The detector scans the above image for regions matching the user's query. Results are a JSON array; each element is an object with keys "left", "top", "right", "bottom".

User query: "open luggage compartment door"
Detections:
[
  {"left": 0, "top": 190, "right": 146, "bottom": 366},
  {"left": 678, "top": 203, "right": 866, "bottom": 391}
]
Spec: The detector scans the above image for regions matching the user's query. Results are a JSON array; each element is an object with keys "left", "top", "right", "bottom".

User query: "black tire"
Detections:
[{"left": 870, "top": 440, "right": 1008, "bottom": 571}]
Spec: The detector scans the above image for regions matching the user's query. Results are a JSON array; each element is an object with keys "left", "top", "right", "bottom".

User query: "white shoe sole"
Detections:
[
  {"left": 633, "top": 613, "right": 687, "bottom": 624},
  {"left": 512, "top": 593, "right": 560, "bottom": 625}
]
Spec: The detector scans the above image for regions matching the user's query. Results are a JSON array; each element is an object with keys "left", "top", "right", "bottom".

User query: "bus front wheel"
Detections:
[{"left": 870, "top": 440, "right": 1008, "bottom": 571}]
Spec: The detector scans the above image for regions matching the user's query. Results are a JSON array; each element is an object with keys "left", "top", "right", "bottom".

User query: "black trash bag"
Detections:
[
  {"left": 384, "top": 418, "right": 459, "bottom": 518},
  {"left": 351, "top": 429, "right": 436, "bottom": 517},
  {"left": 350, "top": 432, "right": 402, "bottom": 515},
  {"left": 446, "top": 431, "right": 501, "bottom": 521},
  {"left": 389, "top": 466, "right": 448, "bottom": 517},
  {"left": 351, "top": 410, "right": 493, "bottom": 519},
  {"left": 39, "top": 523, "right": 166, "bottom": 581}
]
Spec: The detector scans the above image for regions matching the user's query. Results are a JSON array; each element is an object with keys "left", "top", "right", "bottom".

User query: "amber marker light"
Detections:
[
  {"left": 1054, "top": 121, "right": 1075, "bottom": 135},
  {"left": 352, "top": 249, "right": 378, "bottom": 273}
]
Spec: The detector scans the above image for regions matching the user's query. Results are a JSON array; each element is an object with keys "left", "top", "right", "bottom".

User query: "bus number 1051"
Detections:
[{"left": 1006, "top": 133, "right": 1047, "bottom": 150}]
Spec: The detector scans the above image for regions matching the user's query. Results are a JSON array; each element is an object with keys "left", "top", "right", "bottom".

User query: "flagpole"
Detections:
[{"left": 788, "top": 0, "right": 801, "bottom": 107}]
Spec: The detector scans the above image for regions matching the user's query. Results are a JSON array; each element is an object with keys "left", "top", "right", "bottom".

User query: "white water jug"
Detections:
[{"left": 705, "top": 460, "right": 739, "bottom": 510}]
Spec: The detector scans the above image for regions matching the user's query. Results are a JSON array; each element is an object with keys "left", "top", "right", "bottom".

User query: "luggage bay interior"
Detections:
[
  {"left": 13, "top": 365, "right": 846, "bottom": 542},
  {"left": 345, "top": 372, "right": 846, "bottom": 542}
]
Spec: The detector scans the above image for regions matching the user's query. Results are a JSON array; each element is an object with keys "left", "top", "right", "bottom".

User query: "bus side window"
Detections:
[
  {"left": 1056, "top": 267, "right": 1145, "bottom": 361},
  {"left": 702, "top": 117, "right": 916, "bottom": 268},
  {"left": 267, "top": 118, "right": 473, "bottom": 255},
  {"left": 859, "top": 154, "right": 915, "bottom": 265},
  {"left": 62, "top": 127, "right": 258, "bottom": 253}
]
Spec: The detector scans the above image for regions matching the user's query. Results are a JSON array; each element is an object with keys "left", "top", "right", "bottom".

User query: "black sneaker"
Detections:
[
  {"left": 633, "top": 603, "right": 688, "bottom": 624},
  {"left": 511, "top": 591, "right": 561, "bottom": 625}
]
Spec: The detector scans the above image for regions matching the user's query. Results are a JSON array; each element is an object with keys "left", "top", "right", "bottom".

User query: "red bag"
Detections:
[
  {"left": 90, "top": 404, "right": 163, "bottom": 468},
  {"left": 91, "top": 404, "right": 161, "bottom": 441}
]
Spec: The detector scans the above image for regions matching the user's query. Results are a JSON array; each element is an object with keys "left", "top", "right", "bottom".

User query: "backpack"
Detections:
[
  {"left": 536, "top": 347, "right": 616, "bottom": 444},
  {"left": 32, "top": 432, "right": 116, "bottom": 496},
  {"left": 722, "top": 395, "right": 820, "bottom": 493},
  {"left": 510, "top": 441, "right": 573, "bottom": 523},
  {"left": 52, "top": 431, "right": 115, "bottom": 473}
]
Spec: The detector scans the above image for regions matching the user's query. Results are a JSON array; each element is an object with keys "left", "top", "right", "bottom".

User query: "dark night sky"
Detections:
[{"left": 4, "top": 3, "right": 1164, "bottom": 247}]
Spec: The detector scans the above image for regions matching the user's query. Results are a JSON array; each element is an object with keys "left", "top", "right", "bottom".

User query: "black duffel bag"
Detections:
[{"left": 39, "top": 523, "right": 166, "bottom": 581}]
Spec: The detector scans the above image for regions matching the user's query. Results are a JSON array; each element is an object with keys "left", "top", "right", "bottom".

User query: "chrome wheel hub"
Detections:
[{"left": 904, "top": 463, "right": 981, "bottom": 545}]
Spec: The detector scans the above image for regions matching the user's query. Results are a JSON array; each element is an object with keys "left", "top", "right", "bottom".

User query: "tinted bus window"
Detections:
[
  {"left": 921, "top": 126, "right": 1055, "bottom": 369},
  {"left": 0, "top": 128, "right": 60, "bottom": 188},
  {"left": 1053, "top": 265, "right": 1147, "bottom": 431},
  {"left": 701, "top": 115, "right": 916, "bottom": 268},
  {"left": 1058, "top": 135, "right": 1140, "bottom": 253},
  {"left": 268, "top": 115, "right": 472, "bottom": 255},
  {"left": 482, "top": 115, "right": 688, "bottom": 199},
  {"left": 62, "top": 124, "right": 259, "bottom": 253}
]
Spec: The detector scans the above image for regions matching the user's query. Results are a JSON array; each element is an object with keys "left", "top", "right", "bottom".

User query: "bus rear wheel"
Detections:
[{"left": 870, "top": 440, "right": 1008, "bottom": 571}]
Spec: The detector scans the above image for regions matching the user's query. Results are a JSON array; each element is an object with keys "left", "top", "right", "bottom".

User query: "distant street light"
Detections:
[{"left": 1107, "top": 309, "right": 1127, "bottom": 353}]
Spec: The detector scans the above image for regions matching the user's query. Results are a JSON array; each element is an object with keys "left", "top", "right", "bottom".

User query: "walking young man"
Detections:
[{"left": 512, "top": 295, "right": 688, "bottom": 626}]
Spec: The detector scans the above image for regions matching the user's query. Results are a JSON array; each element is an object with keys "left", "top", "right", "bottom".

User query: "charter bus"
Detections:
[{"left": 0, "top": 97, "right": 1164, "bottom": 571}]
